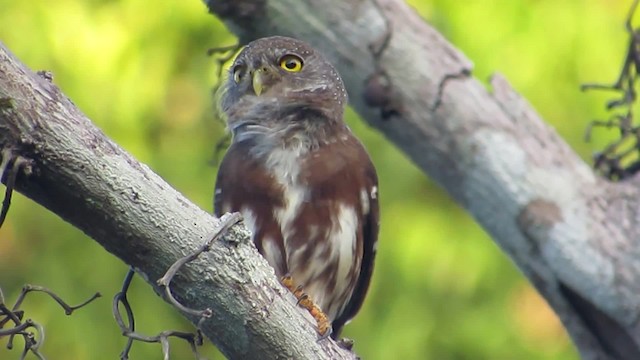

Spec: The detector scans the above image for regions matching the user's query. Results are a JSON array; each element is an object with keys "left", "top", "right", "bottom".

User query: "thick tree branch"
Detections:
[
  {"left": 207, "top": 0, "right": 640, "bottom": 359},
  {"left": 0, "top": 43, "right": 355, "bottom": 359}
]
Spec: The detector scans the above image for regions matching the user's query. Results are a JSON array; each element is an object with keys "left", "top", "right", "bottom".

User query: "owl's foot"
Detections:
[{"left": 281, "top": 275, "right": 332, "bottom": 338}]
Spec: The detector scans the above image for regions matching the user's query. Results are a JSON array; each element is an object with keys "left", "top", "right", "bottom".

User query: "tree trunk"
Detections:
[{"left": 206, "top": 0, "right": 640, "bottom": 359}]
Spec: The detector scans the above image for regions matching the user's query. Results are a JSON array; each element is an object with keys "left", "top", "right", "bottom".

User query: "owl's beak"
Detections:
[{"left": 251, "top": 68, "right": 266, "bottom": 96}]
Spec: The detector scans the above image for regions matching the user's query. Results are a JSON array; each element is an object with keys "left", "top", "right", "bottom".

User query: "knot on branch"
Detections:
[{"left": 517, "top": 198, "right": 563, "bottom": 241}]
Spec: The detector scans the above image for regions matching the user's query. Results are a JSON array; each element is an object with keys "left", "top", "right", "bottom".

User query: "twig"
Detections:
[
  {"left": 581, "top": 0, "right": 640, "bottom": 179},
  {"left": 12, "top": 285, "right": 101, "bottom": 315},
  {"left": 0, "top": 154, "right": 28, "bottom": 228},
  {"left": 207, "top": 43, "right": 241, "bottom": 84},
  {"left": 431, "top": 69, "right": 472, "bottom": 112},
  {"left": 113, "top": 268, "right": 205, "bottom": 360},
  {"left": 157, "top": 212, "right": 242, "bottom": 321},
  {"left": 208, "top": 43, "right": 240, "bottom": 167},
  {"left": 0, "top": 284, "right": 99, "bottom": 359},
  {"left": 113, "top": 213, "right": 241, "bottom": 360},
  {"left": 113, "top": 268, "right": 137, "bottom": 360}
]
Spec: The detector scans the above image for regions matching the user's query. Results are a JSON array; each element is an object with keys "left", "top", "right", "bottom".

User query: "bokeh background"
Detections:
[{"left": 0, "top": 0, "right": 633, "bottom": 359}]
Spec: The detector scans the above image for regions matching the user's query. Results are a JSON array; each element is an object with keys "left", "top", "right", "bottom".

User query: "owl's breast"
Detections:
[
  {"left": 216, "top": 135, "right": 370, "bottom": 322},
  {"left": 264, "top": 141, "right": 367, "bottom": 321}
]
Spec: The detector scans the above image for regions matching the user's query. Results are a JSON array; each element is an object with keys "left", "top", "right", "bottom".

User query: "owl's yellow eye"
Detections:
[
  {"left": 279, "top": 55, "right": 303, "bottom": 72},
  {"left": 232, "top": 65, "right": 245, "bottom": 83}
]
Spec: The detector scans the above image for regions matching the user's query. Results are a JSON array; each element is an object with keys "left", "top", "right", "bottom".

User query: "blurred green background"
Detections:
[{"left": 0, "top": 0, "right": 632, "bottom": 359}]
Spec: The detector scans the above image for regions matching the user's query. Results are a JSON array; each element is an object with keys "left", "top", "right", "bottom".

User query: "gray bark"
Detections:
[
  {"left": 206, "top": 0, "right": 640, "bottom": 359},
  {"left": 0, "top": 43, "right": 355, "bottom": 359}
]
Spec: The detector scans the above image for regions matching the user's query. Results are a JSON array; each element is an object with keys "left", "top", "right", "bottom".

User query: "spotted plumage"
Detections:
[{"left": 214, "top": 36, "right": 379, "bottom": 337}]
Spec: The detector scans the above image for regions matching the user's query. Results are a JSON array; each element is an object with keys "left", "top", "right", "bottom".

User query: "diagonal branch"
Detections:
[
  {"left": 0, "top": 42, "right": 355, "bottom": 359},
  {"left": 206, "top": 0, "right": 640, "bottom": 359}
]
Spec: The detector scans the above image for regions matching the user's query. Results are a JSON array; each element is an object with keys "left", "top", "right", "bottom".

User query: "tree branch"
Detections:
[
  {"left": 0, "top": 43, "right": 355, "bottom": 359},
  {"left": 206, "top": 0, "right": 640, "bottom": 359}
]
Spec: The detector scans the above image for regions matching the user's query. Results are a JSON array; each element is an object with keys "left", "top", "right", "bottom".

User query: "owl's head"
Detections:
[{"left": 218, "top": 36, "right": 348, "bottom": 128}]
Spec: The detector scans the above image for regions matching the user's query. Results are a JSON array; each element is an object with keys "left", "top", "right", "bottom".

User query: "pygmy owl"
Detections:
[{"left": 214, "top": 36, "right": 379, "bottom": 338}]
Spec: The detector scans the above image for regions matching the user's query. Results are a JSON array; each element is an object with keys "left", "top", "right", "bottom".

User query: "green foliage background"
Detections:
[{"left": 0, "top": 0, "right": 631, "bottom": 359}]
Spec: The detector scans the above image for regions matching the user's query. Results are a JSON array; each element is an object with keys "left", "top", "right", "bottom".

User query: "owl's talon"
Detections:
[
  {"left": 280, "top": 276, "right": 333, "bottom": 337},
  {"left": 296, "top": 293, "right": 309, "bottom": 306},
  {"left": 316, "top": 325, "right": 332, "bottom": 342},
  {"left": 293, "top": 285, "right": 306, "bottom": 299},
  {"left": 280, "top": 275, "right": 294, "bottom": 291}
]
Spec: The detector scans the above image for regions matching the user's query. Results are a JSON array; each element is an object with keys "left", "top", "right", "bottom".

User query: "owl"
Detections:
[{"left": 214, "top": 36, "right": 379, "bottom": 338}]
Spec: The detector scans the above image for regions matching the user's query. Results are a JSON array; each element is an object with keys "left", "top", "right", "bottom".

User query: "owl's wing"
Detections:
[
  {"left": 214, "top": 142, "right": 275, "bottom": 217},
  {"left": 213, "top": 141, "right": 289, "bottom": 276},
  {"left": 332, "top": 157, "right": 379, "bottom": 337}
]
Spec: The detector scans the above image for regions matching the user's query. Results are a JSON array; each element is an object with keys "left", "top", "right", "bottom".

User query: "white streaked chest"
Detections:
[
  {"left": 260, "top": 143, "right": 361, "bottom": 319},
  {"left": 265, "top": 146, "right": 309, "bottom": 240},
  {"left": 287, "top": 203, "right": 359, "bottom": 320}
]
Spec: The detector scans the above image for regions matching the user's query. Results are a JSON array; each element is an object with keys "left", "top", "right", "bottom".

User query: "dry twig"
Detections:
[
  {"left": 112, "top": 212, "right": 242, "bottom": 360},
  {"left": 582, "top": 0, "right": 640, "bottom": 179},
  {"left": 0, "top": 285, "right": 100, "bottom": 359}
]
